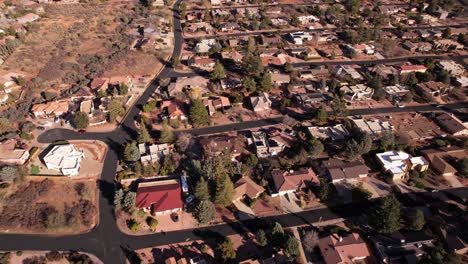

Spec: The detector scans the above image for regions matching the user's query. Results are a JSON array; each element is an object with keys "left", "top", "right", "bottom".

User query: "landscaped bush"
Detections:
[
  {"left": 30, "top": 165, "right": 40, "bottom": 175},
  {"left": 127, "top": 219, "right": 139, "bottom": 231}
]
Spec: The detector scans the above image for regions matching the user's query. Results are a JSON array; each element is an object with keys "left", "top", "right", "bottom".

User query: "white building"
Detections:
[
  {"left": 376, "top": 151, "right": 429, "bottom": 181},
  {"left": 351, "top": 118, "right": 394, "bottom": 138},
  {"left": 195, "top": 39, "right": 217, "bottom": 53},
  {"left": 138, "top": 143, "right": 170, "bottom": 165},
  {"left": 307, "top": 124, "right": 349, "bottom": 141},
  {"left": 383, "top": 84, "right": 410, "bottom": 99},
  {"left": 43, "top": 144, "right": 84, "bottom": 176},
  {"left": 437, "top": 60, "right": 465, "bottom": 76},
  {"left": 298, "top": 15, "right": 320, "bottom": 24},
  {"left": 341, "top": 84, "right": 374, "bottom": 101},
  {"left": 289, "top": 31, "right": 313, "bottom": 45}
]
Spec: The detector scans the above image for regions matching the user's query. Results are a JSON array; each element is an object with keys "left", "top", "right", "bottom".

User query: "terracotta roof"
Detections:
[
  {"left": 90, "top": 78, "right": 108, "bottom": 90},
  {"left": 271, "top": 168, "right": 318, "bottom": 192},
  {"left": 135, "top": 180, "right": 183, "bottom": 212},
  {"left": 233, "top": 176, "right": 265, "bottom": 201},
  {"left": 324, "top": 159, "right": 369, "bottom": 181},
  {"left": 435, "top": 113, "right": 467, "bottom": 134},
  {"left": 318, "top": 233, "right": 371, "bottom": 264}
]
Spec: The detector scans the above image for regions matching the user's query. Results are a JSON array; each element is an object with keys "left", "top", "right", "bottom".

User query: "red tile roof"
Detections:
[
  {"left": 318, "top": 233, "right": 371, "bottom": 264},
  {"left": 135, "top": 180, "right": 183, "bottom": 212},
  {"left": 271, "top": 168, "right": 318, "bottom": 192}
]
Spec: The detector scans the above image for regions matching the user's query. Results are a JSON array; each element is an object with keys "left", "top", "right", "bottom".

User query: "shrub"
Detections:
[
  {"left": 15, "top": 251, "right": 22, "bottom": 256},
  {"left": 30, "top": 165, "right": 40, "bottom": 175},
  {"left": 127, "top": 219, "right": 139, "bottom": 231},
  {"left": 147, "top": 217, "right": 158, "bottom": 229}
]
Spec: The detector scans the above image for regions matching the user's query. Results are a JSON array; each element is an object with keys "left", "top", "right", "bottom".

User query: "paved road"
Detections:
[
  {"left": 183, "top": 23, "right": 468, "bottom": 40},
  {"left": 0, "top": 2, "right": 467, "bottom": 264}
]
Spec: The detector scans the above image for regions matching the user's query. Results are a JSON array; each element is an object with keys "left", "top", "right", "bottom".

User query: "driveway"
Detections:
[
  {"left": 443, "top": 175, "right": 463, "bottom": 188},
  {"left": 280, "top": 193, "right": 303, "bottom": 213},
  {"left": 365, "top": 177, "right": 392, "bottom": 197},
  {"left": 233, "top": 200, "right": 255, "bottom": 220}
]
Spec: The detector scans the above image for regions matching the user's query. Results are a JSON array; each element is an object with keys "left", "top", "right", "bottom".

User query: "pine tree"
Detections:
[
  {"left": 72, "top": 111, "right": 89, "bottom": 129},
  {"left": 404, "top": 208, "right": 425, "bottom": 231},
  {"left": 258, "top": 72, "right": 272, "bottom": 92},
  {"left": 124, "top": 142, "right": 140, "bottom": 162},
  {"left": 256, "top": 229, "right": 268, "bottom": 247},
  {"left": 159, "top": 121, "right": 174, "bottom": 143},
  {"left": 194, "top": 177, "right": 210, "bottom": 201},
  {"left": 210, "top": 60, "right": 226, "bottom": 81},
  {"left": 189, "top": 99, "right": 210, "bottom": 127},
  {"left": 214, "top": 173, "right": 234, "bottom": 207},
  {"left": 272, "top": 222, "right": 286, "bottom": 247},
  {"left": 242, "top": 76, "right": 256, "bottom": 92},
  {"left": 284, "top": 236, "right": 301, "bottom": 259},
  {"left": 137, "top": 120, "right": 151, "bottom": 144},
  {"left": 194, "top": 200, "right": 215, "bottom": 224},
  {"left": 316, "top": 105, "right": 327, "bottom": 122},
  {"left": 369, "top": 195, "right": 402, "bottom": 234},
  {"left": 216, "top": 238, "right": 236, "bottom": 261}
]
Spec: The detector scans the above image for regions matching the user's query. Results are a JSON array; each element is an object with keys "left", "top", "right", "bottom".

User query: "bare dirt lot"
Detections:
[
  {"left": 0, "top": 178, "right": 98, "bottom": 234},
  {"left": 1, "top": 0, "right": 171, "bottom": 97}
]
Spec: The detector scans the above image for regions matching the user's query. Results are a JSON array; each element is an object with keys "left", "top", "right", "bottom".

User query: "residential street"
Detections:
[{"left": 0, "top": 1, "right": 467, "bottom": 264}]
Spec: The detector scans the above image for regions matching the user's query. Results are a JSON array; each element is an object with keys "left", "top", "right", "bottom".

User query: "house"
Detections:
[
  {"left": 421, "top": 146, "right": 467, "bottom": 177},
  {"left": 31, "top": 101, "right": 70, "bottom": 118},
  {"left": 370, "top": 65, "right": 399, "bottom": 80},
  {"left": 16, "top": 13, "right": 40, "bottom": 24},
  {"left": 372, "top": 231, "right": 434, "bottom": 264},
  {"left": 233, "top": 176, "right": 265, "bottom": 201},
  {"left": 434, "top": 113, "right": 468, "bottom": 136},
  {"left": 434, "top": 39, "right": 464, "bottom": 50},
  {"left": 195, "top": 39, "right": 217, "bottom": 53},
  {"left": 341, "top": 84, "right": 374, "bottom": 101},
  {"left": 159, "top": 100, "right": 187, "bottom": 120},
  {"left": 293, "top": 92, "right": 326, "bottom": 105},
  {"left": 210, "top": 0, "right": 221, "bottom": 5},
  {"left": 89, "top": 77, "right": 109, "bottom": 92},
  {"left": 323, "top": 159, "right": 369, "bottom": 184},
  {"left": 316, "top": 46, "right": 344, "bottom": 59},
  {"left": 152, "top": 0, "right": 164, "bottom": 6},
  {"left": 220, "top": 77, "right": 242, "bottom": 90},
  {"left": 375, "top": 151, "right": 429, "bottom": 181},
  {"left": 416, "top": 81, "right": 450, "bottom": 97},
  {"left": 318, "top": 233, "right": 371, "bottom": 264},
  {"left": 250, "top": 131, "right": 270, "bottom": 158},
  {"left": 202, "top": 96, "right": 231, "bottom": 115},
  {"left": 384, "top": 84, "right": 410, "bottom": 99},
  {"left": 351, "top": 117, "right": 393, "bottom": 138},
  {"left": 402, "top": 41, "right": 418, "bottom": 52},
  {"left": 189, "top": 56, "right": 216, "bottom": 70},
  {"left": 139, "top": 143, "right": 170, "bottom": 165},
  {"left": 332, "top": 65, "right": 364, "bottom": 80},
  {"left": 270, "top": 73, "right": 290, "bottom": 86},
  {"left": 346, "top": 44, "right": 375, "bottom": 55},
  {"left": 261, "top": 35, "right": 283, "bottom": 46},
  {"left": 270, "top": 168, "right": 319, "bottom": 196},
  {"left": 199, "top": 134, "right": 244, "bottom": 160},
  {"left": 220, "top": 22, "right": 239, "bottom": 32},
  {"left": 454, "top": 76, "right": 468, "bottom": 87},
  {"left": 43, "top": 144, "right": 84, "bottom": 176},
  {"left": 307, "top": 124, "right": 349, "bottom": 141},
  {"left": 288, "top": 31, "right": 313, "bottom": 45},
  {"left": 167, "top": 76, "right": 209, "bottom": 96},
  {"left": 437, "top": 60, "right": 465, "bottom": 76},
  {"left": 249, "top": 92, "right": 272, "bottom": 112},
  {"left": 79, "top": 99, "right": 94, "bottom": 116},
  {"left": 400, "top": 65, "right": 427, "bottom": 74},
  {"left": 0, "top": 140, "right": 30, "bottom": 166},
  {"left": 221, "top": 51, "right": 243, "bottom": 62},
  {"left": 135, "top": 179, "right": 183, "bottom": 215},
  {"left": 298, "top": 15, "right": 319, "bottom": 24}
]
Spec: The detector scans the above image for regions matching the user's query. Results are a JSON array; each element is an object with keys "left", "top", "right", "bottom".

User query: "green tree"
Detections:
[
  {"left": 159, "top": 154, "right": 176, "bottom": 175},
  {"left": 194, "top": 200, "right": 215, "bottom": 224},
  {"left": 307, "top": 138, "right": 324, "bottom": 158},
  {"left": 369, "top": 195, "right": 402, "bottom": 234},
  {"left": 214, "top": 173, "right": 234, "bottom": 207},
  {"left": 284, "top": 235, "right": 301, "bottom": 259},
  {"left": 159, "top": 121, "right": 174, "bottom": 143},
  {"left": 72, "top": 111, "right": 89, "bottom": 129},
  {"left": 242, "top": 53, "right": 264, "bottom": 77},
  {"left": 210, "top": 60, "right": 226, "bottom": 81},
  {"left": 189, "top": 99, "right": 210, "bottom": 127},
  {"left": 118, "top": 83, "right": 129, "bottom": 95},
  {"left": 0, "top": 117, "right": 11, "bottom": 133},
  {"left": 258, "top": 72, "right": 272, "bottom": 92},
  {"left": 272, "top": 222, "right": 286, "bottom": 247},
  {"left": 316, "top": 105, "right": 327, "bottom": 122},
  {"left": 147, "top": 217, "right": 158, "bottom": 230},
  {"left": 194, "top": 177, "right": 210, "bottom": 201},
  {"left": 137, "top": 120, "right": 151, "bottom": 144},
  {"left": 317, "top": 178, "right": 330, "bottom": 201},
  {"left": 124, "top": 142, "right": 140, "bottom": 162},
  {"left": 331, "top": 96, "right": 348, "bottom": 117},
  {"left": 108, "top": 98, "right": 125, "bottom": 123},
  {"left": 216, "top": 238, "right": 236, "bottom": 262},
  {"left": 242, "top": 76, "right": 256, "bottom": 92},
  {"left": 404, "top": 208, "right": 425, "bottom": 231},
  {"left": 256, "top": 229, "right": 268, "bottom": 247},
  {"left": 380, "top": 130, "right": 396, "bottom": 151}
]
